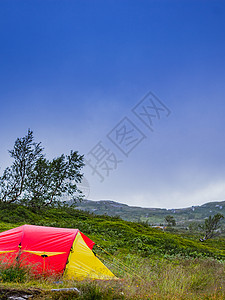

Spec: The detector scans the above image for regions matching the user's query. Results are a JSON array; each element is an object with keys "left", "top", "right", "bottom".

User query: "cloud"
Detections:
[{"left": 114, "top": 179, "right": 225, "bottom": 209}]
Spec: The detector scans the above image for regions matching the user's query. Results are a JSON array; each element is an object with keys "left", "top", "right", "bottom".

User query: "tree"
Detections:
[
  {"left": 24, "top": 152, "right": 84, "bottom": 209},
  {"left": 0, "top": 129, "right": 43, "bottom": 204},
  {"left": 199, "top": 213, "right": 224, "bottom": 242},
  {"left": 164, "top": 215, "right": 176, "bottom": 227},
  {"left": 0, "top": 130, "right": 85, "bottom": 209}
]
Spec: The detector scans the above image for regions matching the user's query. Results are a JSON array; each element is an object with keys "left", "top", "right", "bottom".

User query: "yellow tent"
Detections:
[{"left": 65, "top": 231, "right": 115, "bottom": 280}]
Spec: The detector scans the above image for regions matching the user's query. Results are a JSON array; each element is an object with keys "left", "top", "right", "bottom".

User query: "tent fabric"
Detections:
[
  {"left": 0, "top": 225, "right": 78, "bottom": 274},
  {"left": 65, "top": 231, "right": 115, "bottom": 280},
  {"left": 0, "top": 225, "right": 115, "bottom": 280}
]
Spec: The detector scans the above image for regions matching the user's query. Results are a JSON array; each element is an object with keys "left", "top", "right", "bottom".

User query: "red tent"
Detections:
[{"left": 0, "top": 225, "right": 115, "bottom": 279}]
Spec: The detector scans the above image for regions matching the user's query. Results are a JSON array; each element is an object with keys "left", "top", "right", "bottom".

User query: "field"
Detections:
[{"left": 0, "top": 203, "right": 224, "bottom": 299}]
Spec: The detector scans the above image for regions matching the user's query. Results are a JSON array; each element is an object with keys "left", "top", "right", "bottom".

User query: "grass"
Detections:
[
  {"left": 0, "top": 203, "right": 224, "bottom": 260},
  {"left": 0, "top": 203, "right": 224, "bottom": 299},
  {"left": 0, "top": 256, "right": 224, "bottom": 299}
]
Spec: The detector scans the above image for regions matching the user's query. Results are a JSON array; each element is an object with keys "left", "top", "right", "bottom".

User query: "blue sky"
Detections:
[{"left": 0, "top": 0, "right": 225, "bottom": 208}]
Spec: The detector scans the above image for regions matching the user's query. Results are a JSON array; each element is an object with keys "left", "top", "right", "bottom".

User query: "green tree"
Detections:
[
  {"left": 0, "top": 129, "right": 43, "bottom": 204},
  {"left": 0, "top": 130, "right": 84, "bottom": 209},
  {"left": 165, "top": 215, "right": 176, "bottom": 227},
  {"left": 199, "top": 213, "right": 224, "bottom": 242}
]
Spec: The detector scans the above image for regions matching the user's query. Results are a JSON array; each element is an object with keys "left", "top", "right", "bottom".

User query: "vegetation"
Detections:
[
  {"left": 0, "top": 203, "right": 224, "bottom": 261},
  {"left": 199, "top": 213, "right": 224, "bottom": 242},
  {"left": 164, "top": 215, "right": 176, "bottom": 227},
  {"left": 0, "top": 263, "right": 29, "bottom": 283},
  {"left": 0, "top": 132, "right": 224, "bottom": 298},
  {"left": 0, "top": 130, "right": 84, "bottom": 210},
  {"left": 0, "top": 256, "right": 224, "bottom": 299},
  {"left": 0, "top": 204, "right": 224, "bottom": 298},
  {"left": 76, "top": 199, "right": 225, "bottom": 229}
]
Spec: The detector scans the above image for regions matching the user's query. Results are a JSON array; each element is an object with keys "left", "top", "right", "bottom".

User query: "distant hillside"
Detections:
[
  {"left": 75, "top": 199, "right": 225, "bottom": 226},
  {"left": 0, "top": 203, "right": 224, "bottom": 261}
]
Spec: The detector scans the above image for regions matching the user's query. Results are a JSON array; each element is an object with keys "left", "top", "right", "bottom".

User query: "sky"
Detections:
[{"left": 0, "top": 0, "right": 225, "bottom": 209}]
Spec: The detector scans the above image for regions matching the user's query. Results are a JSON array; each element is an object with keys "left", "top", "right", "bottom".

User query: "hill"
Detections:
[
  {"left": 75, "top": 199, "right": 225, "bottom": 226},
  {"left": 0, "top": 203, "right": 224, "bottom": 299},
  {"left": 0, "top": 203, "right": 224, "bottom": 260}
]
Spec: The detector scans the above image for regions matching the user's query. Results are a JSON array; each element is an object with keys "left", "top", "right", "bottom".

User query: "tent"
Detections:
[{"left": 0, "top": 224, "right": 115, "bottom": 280}]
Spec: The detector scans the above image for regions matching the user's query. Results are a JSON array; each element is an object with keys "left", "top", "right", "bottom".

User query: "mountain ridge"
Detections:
[{"left": 75, "top": 199, "right": 225, "bottom": 226}]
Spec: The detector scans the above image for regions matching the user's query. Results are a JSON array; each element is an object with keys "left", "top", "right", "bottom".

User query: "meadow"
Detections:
[{"left": 0, "top": 203, "right": 224, "bottom": 299}]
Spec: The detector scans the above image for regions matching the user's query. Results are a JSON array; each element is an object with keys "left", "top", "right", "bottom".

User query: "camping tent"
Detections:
[{"left": 0, "top": 224, "right": 115, "bottom": 280}]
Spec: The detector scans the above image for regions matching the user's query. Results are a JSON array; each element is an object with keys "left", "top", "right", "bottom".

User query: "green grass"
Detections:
[
  {"left": 0, "top": 203, "right": 224, "bottom": 299},
  {"left": 0, "top": 204, "right": 224, "bottom": 260},
  {"left": 0, "top": 264, "right": 28, "bottom": 283}
]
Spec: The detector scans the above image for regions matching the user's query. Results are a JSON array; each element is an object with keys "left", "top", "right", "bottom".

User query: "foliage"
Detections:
[
  {"left": 76, "top": 199, "right": 225, "bottom": 232},
  {"left": 0, "top": 129, "right": 43, "bottom": 204},
  {"left": 165, "top": 215, "right": 176, "bottom": 227},
  {"left": 23, "top": 151, "right": 84, "bottom": 210},
  {"left": 0, "top": 205, "right": 224, "bottom": 298},
  {"left": 0, "top": 130, "right": 84, "bottom": 209},
  {"left": 188, "top": 221, "right": 200, "bottom": 233},
  {"left": 200, "top": 213, "right": 224, "bottom": 241},
  {"left": 0, "top": 204, "right": 224, "bottom": 261}
]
